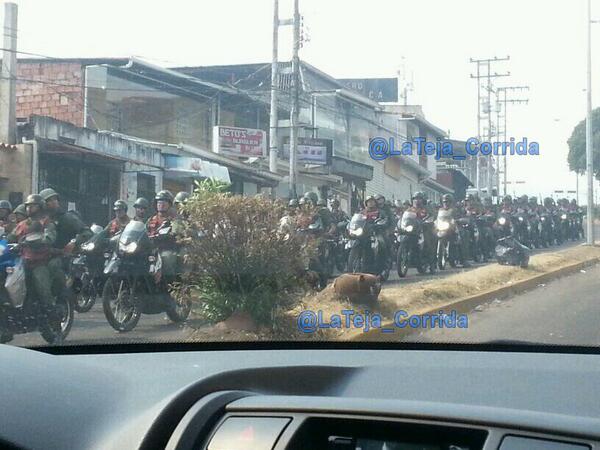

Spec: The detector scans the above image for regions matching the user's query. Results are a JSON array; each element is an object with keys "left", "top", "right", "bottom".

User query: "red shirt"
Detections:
[
  {"left": 107, "top": 217, "right": 130, "bottom": 237},
  {"left": 362, "top": 208, "right": 380, "bottom": 221},
  {"left": 13, "top": 216, "right": 52, "bottom": 267}
]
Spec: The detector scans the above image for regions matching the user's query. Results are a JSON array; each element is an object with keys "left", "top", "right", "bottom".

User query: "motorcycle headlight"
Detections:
[
  {"left": 541, "top": 217, "right": 546, "bottom": 221},
  {"left": 81, "top": 242, "right": 95, "bottom": 252},
  {"left": 437, "top": 221, "right": 450, "bottom": 231},
  {"left": 349, "top": 228, "right": 364, "bottom": 237},
  {"left": 498, "top": 217, "right": 506, "bottom": 225},
  {"left": 561, "top": 214, "right": 567, "bottom": 220},
  {"left": 119, "top": 242, "right": 138, "bottom": 254},
  {"left": 518, "top": 217, "right": 524, "bottom": 222},
  {"left": 404, "top": 225, "right": 414, "bottom": 233}
]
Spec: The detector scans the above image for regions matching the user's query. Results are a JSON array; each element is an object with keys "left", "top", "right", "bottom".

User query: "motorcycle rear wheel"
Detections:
[
  {"left": 102, "top": 277, "right": 141, "bottom": 332},
  {"left": 73, "top": 275, "right": 96, "bottom": 313},
  {"left": 40, "top": 295, "right": 74, "bottom": 345}
]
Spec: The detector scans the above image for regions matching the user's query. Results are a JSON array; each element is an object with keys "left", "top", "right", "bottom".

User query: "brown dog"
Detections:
[{"left": 333, "top": 273, "right": 381, "bottom": 304}]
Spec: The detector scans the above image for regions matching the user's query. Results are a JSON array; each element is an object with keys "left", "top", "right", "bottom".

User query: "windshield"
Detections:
[{"left": 1, "top": 0, "right": 599, "bottom": 350}]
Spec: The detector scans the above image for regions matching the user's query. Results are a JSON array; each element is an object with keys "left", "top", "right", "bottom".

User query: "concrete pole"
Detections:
[
  {"left": 586, "top": 0, "right": 595, "bottom": 244},
  {"left": 269, "top": 0, "right": 279, "bottom": 180},
  {"left": 289, "top": 0, "right": 300, "bottom": 199},
  {"left": 0, "top": 2, "right": 18, "bottom": 145}
]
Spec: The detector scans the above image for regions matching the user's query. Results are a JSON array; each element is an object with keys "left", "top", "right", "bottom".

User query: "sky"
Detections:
[{"left": 4, "top": 0, "right": 600, "bottom": 202}]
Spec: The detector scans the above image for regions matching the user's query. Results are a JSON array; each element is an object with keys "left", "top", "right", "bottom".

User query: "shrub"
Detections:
[{"left": 177, "top": 184, "right": 313, "bottom": 325}]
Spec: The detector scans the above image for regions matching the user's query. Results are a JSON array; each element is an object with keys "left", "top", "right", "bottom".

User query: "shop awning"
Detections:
[{"left": 163, "top": 155, "right": 230, "bottom": 183}]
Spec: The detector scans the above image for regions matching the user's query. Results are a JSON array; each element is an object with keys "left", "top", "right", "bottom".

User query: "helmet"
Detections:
[
  {"left": 519, "top": 195, "right": 528, "bottom": 203},
  {"left": 316, "top": 199, "right": 327, "bottom": 207},
  {"left": 90, "top": 224, "right": 103, "bottom": 234},
  {"left": 394, "top": 199, "right": 403, "bottom": 208},
  {"left": 503, "top": 195, "right": 512, "bottom": 203},
  {"left": 483, "top": 196, "right": 493, "bottom": 205},
  {"left": 155, "top": 190, "right": 174, "bottom": 204},
  {"left": 303, "top": 191, "right": 318, "bottom": 206},
  {"left": 39, "top": 188, "right": 59, "bottom": 202},
  {"left": 113, "top": 200, "right": 128, "bottom": 211},
  {"left": 13, "top": 203, "right": 26, "bottom": 217},
  {"left": 330, "top": 198, "right": 340, "bottom": 207},
  {"left": 174, "top": 191, "right": 191, "bottom": 205},
  {"left": 298, "top": 197, "right": 309, "bottom": 206},
  {"left": 134, "top": 197, "right": 150, "bottom": 209},
  {"left": 529, "top": 196, "right": 538, "bottom": 205},
  {"left": 571, "top": 199, "right": 577, "bottom": 204},
  {"left": 365, "top": 195, "right": 377, "bottom": 205},
  {"left": 543, "top": 197, "right": 553, "bottom": 205},
  {"left": 288, "top": 199, "right": 299, "bottom": 208},
  {"left": 412, "top": 191, "right": 425, "bottom": 201},
  {"left": 375, "top": 194, "right": 385, "bottom": 205},
  {"left": 403, "top": 200, "right": 411, "bottom": 207},
  {"left": 24, "top": 194, "right": 44, "bottom": 207},
  {"left": 441, "top": 194, "right": 454, "bottom": 204},
  {"left": 0, "top": 200, "right": 11, "bottom": 211}
]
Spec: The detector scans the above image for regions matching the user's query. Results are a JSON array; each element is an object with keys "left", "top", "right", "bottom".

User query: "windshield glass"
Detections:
[{"left": 0, "top": 0, "right": 598, "bottom": 349}]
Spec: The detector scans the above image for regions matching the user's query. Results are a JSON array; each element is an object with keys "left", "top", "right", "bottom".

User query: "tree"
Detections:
[{"left": 567, "top": 107, "right": 600, "bottom": 178}]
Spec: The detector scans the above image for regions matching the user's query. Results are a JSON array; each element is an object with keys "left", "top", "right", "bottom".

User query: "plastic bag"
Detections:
[{"left": 5, "top": 258, "right": 26, "bottom": 308}]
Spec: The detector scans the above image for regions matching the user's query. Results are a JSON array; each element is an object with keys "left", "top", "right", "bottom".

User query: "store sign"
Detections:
[
  {"left": 212, "top": 126, "right": 267, "bottom": 158},
  {"left": 282, "top": 137, "right": 333, "bottom": 166},
  {"left": 164, "top": 156, "right": 231, "bottom": 183},
  {"left": 338, "top": 78, "right": 399, "bottom": 102}
]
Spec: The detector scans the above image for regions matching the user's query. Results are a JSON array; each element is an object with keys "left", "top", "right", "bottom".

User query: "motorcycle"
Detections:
[
  {"left": 333, "top": 220, "right": 350, "bottom": 273},
  {"left": 68, "top": 224, "right": 110, "bottom": 313},
  {"left": 539, "top": 212, "right": 553, "bottom": 248},
  {"left": 512, "top": 210, "right": 530, "bottom": 248},
  {"left": 495, "top": 211, "right": 513, "bottom": 239},
  {"left": 478, "top": 213, "right": 496, "bottom": 260},
  {"left": 396, "top": 211, "right": 434, "bottom": 277},
  {"left": 435, "top": 209, "right": 459, "bottom": 270},
  {"left": 568, "top": 211, "right": 583, "bottom": 241},
  {"left": 347, "top": 213, "right": 390, "bottom": 279},
  {"left": 0, "top": 237, "right": 74, "bottom": 344},
  {"left": 527, "top": 214, "right": 542, "bottom": 249},
  {"left": 102, "top": 221, "right": 191, "bottom": 332}
]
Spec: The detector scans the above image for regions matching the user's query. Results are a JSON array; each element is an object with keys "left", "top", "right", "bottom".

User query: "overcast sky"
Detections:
[{"left": 6, "top": 0, "right": 600, "bottom": 201}]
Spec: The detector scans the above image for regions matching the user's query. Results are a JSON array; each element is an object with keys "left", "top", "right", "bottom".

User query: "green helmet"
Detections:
[
  {"left": 134, "top": 197, "right": 150, "bottom": 209},
  {"left": 529, "top": 196, "right": 538, "bottom": 205},
  {"left": 442, "top": 194, "right": 454, "bottom": 204},
  {"left": 13, "top": 203, "right": 26, "bottom": 217},
  {"left": 316, "top": 198, "right": 327, "bottom": 207},
  {"left": 174, "top": 191, "right": 191, "bottom": 205},
  {"left": 288, "top": 198, "right": 299, "bottom": 208},
  {"left": 412, "top": 191, "right": 425, "bottom": 201},
  {"left": 503, "top": 195, "right": 512, "bottom": 203},
  {"left": 24, "top": 194, "right": 44, "bottom": 207},
  {"left": 113, "top": 200, "right": 128, "bottom": 211},
  {"left": 155, "top": 190, "right": 174, "bottom": 204},
  {"left": 303, "top": 191, "right": 318, "bottom": 206},
  {"left": 39, "top": 188, "right": 59, "bottom": 202},
  {"left": 0, "top": 200, "right": 11, "bottom": 211},
  {"left": 330, "top": 198, "right": 340, "bottom": 207}
]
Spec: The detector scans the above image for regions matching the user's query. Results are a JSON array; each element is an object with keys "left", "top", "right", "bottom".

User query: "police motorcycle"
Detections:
[
  {"left": 0, "top": 236, "right": 74, "bottom": 344},
  {"left": 294, "top": 213, "right": 332, "bottom": 290},
  {"left": 67, "top": 224, "right": 110, "bottom": 313},
  {"left": 435, "top": 208, "right": 459, "bottom": 269},
  {"left": 346, "top": 213, "right": 390, "bottom": 279},
  {"left": 396, "top": 210, "right": 436, "bottom": 277},
  {"left": 333, "top": 218, "right": 350, "bottom": 273},
  {"left": 101, "top": 220, "right": 191, "bottom": 332},
  {"left": 477, "top": 211, "right": 497, "bottom": 260},
  {"left": 512, "top": 208, "right": 531, "bottom": 248},
  {"left": 568, "top": 210, "right": 583, "bottom": 241},
  {"left": 495, "top": 210, "right": 514, "bottom": 239}
]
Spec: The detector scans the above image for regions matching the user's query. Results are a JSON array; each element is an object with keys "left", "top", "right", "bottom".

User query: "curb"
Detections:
[{"left": 345, "top": 254, "right": 600, "bottom": 342}]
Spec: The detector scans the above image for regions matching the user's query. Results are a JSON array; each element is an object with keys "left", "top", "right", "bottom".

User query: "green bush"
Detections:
[{"left": 176, "top": 184, "right": 312, "bottom": 325}]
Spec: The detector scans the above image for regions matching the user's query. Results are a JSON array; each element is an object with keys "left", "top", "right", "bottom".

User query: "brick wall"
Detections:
[{"left": 16, "top": 62, "right": 85, "bottom": 127}]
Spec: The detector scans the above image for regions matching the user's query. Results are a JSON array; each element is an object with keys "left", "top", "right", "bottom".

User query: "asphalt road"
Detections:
[
  {"left": 401, "top": 261, "right": 600, "bottom": 346},
  {"left": 7, "top": 232, "right": 594, "bottom": 348}
]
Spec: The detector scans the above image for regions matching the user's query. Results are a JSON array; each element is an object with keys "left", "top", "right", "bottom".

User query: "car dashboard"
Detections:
[{"left": 0, "top": 344, "right": 599, "bottom": 450}]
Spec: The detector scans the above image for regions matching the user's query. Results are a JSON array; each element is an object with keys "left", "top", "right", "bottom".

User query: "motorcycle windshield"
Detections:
[
  {"left": 119, "top": 221, "right": 147, "bottom": 245},
  {"left": 348, "top": 214, "right": 367, "bottom": 230},
  {"left": 437, "top": 209, "right": 453, "bottom": 220},
  {"left": 401, "top": 211, "right": 418, "bottom": 228}
]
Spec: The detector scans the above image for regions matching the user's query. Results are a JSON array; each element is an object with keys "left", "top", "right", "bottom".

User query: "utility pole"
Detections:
[
  {"left": 470, "top": 57, "right": 510, "bottom": 197},
  {"left": 496, "top": 86, "right": 529, "bottom": 197},
  {"left": 289, "top": 0, "right": 300, "bottom": 199},
  {"left": 269, "top": 0, "right": 280, "bottom": 185},
  {"left": 0, "top": 2, "right": 18, "bottom": 145},
  {"left": 586, "top": 0, "right": 595, "bottom": 245}
]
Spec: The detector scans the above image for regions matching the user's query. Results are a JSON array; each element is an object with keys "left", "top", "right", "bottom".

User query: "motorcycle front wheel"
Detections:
[
  {"left": 73, "top": 273, "right": 97, "bottom": 313},
  {"left": 397, "top": 244, "right": 409, "bottom": 278},
  {"left": 102, "top": 277, "right": 141, "bottom": 332},
  {"left": 348, "top": 245, "right": 365, "bottom": 274}
]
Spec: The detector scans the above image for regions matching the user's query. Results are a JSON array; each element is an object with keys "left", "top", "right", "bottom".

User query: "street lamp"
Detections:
[{"left": 586, "top": 0, "right": 596, "bottom": 244}]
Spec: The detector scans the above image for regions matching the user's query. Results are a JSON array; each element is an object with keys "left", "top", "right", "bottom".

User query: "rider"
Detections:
[
  {"left": 7, "top": 194, "right": 58, "bottom": 314},
  {"left": 361, "top": 194, "right": 390, "bottom": 265},
  {"left": 329, "top": 198, "right": 349, "bottom": 224},
  {"left": 12, "top": 204, "right": 27, "bottom": 224},
  {"left": 147, "top": 190, "right": 180, "bottom": 282},
  {"left": 0, "top": 200, "right": 13, "bottom": 235},
  {"left": 104, "top": 200, "right": 131, "bottom": 238},
  {"left": 133, "top": 197, "right": 150, "bottom": 222},
  {"left": 407, "top": 192, "right": 429, "bottom": 220},
  {"left": 500, "top": 195, "right": 514, "bottom": 214}
]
